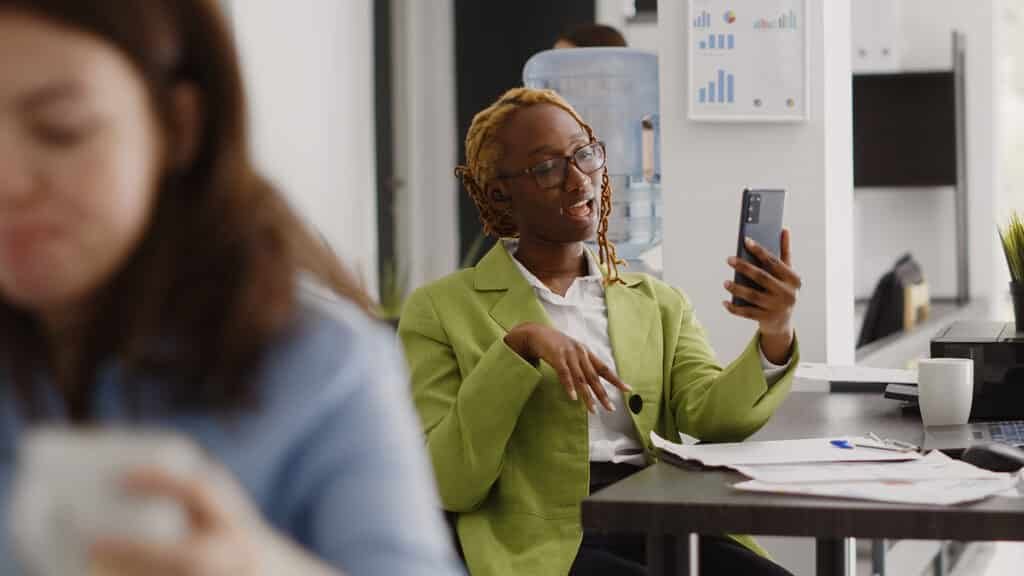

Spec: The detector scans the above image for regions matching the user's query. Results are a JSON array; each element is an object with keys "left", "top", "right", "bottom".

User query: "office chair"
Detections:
[{"left": 858, "top": 254, "right": 929, "bottom": 348}]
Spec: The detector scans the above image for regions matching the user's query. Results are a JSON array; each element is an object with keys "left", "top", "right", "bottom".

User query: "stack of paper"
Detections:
[
  {"left": 651, "top": 432, "right": 1019, "bottom": 506},
  {"left": 733, "top": 452, "right": 1018, "bottom": 506},
  {"left": 732, "top": 451, "right": 1000, "bottom": 483},
  {"left": 650, "top": 432, "right": 921, "bottom": 467}
]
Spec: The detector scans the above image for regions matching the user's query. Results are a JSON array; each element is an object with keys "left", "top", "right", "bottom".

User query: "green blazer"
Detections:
[{"left": 398, "top": 243, "right": 799, "bottom": 575}]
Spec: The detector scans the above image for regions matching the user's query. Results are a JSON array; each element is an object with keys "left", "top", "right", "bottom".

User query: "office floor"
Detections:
[
  {"left": 849, "top": 541, "right": 1024, "bottom": 576},
  {"left": 949, "top": 542, "right": 1024, "bottom": 576}
]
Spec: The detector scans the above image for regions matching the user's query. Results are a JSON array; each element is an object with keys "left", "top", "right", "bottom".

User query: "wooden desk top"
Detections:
[
  {"left": 583, "top": 392, "right": 1024, "bottom": 541},
  {"left": 750, "top": 389, "right": 923, "bottom": 445}
]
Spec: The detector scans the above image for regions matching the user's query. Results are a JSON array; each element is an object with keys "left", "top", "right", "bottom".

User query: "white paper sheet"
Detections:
[
  {"left": 795, "top": 362, "right": 917, "bottom": 384},
  {"left": 651, "top": 431, "right": 921, "bottom": 467},
  {"left": 733, "top": 451, "right": 1000, "bottom": 484},
  {"left": 733, "top": 477, "right": 1017, "bottom": 506}
]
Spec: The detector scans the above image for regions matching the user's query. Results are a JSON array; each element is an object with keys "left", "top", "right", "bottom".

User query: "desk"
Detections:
[{"left": 582, "top": 392, "right": 1024, "bottom": 576}]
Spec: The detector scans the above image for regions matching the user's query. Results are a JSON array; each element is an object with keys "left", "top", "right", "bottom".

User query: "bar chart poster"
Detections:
[{"left": 688, "top": 0, "right": 808, "bottom": 122}]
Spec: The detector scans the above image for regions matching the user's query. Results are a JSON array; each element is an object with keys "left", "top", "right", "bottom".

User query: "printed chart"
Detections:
[{"left": 688, "top": 0, "right": 808, "bottom": 122}]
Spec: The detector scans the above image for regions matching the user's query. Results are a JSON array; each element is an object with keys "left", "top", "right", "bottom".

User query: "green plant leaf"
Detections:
[
  {"left": 377, "top": 258, "right": 408, "bottom": 319},
  {"left": 999, "top": 211, "right": 1024, "bottom": 283}
]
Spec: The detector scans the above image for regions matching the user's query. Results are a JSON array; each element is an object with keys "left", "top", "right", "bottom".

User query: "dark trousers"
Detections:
[{"left": 570, "top": 462, "right": 794, "bottom": 576}]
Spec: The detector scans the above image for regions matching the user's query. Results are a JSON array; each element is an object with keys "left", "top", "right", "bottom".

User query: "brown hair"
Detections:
[
  {"left": 0, "top": 0, "right": 374, "bottom": 420},
  {"left": 557, "top": 24, "right": 628, "bottom": 48},
  {"left": 455, "top": 87, "right": 623, "bottom": 285}
]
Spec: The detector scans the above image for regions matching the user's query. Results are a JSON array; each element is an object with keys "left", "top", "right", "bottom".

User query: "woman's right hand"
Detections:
[{"left": 504, "top": 323, "right": 631, "bottom": 413}]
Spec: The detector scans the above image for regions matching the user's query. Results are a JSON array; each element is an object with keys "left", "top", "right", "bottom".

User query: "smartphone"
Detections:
[{"left": 733, "top": 189, "right": 785, "bottom": 307}]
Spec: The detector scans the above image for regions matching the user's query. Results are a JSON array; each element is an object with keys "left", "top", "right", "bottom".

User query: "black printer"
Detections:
[{"left": 931, "top": 322, "right": 1024, "bottom": 420}]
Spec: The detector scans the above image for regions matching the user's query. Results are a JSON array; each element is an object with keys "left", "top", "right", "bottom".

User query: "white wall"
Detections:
[
  {"left": 854, "top": 187, "right": 959, "bottom": 298},
  {"left": 1001, "top": 1, "right": 1024, "bottom": 226},
  {"left": 850, "top": 0, "right": 902, "bottom": 73},
  {"left": 852, "top": 0, "right": 1005, "bottom": 303},
  {"left": 225, "top": 0, "right": 379, "bottom": 294},
  {"left": 659, "top": 1, "right": 855, "bottom": 366},
  {"left": 595, "top": 0, "right": 658, "bottom": 51}
]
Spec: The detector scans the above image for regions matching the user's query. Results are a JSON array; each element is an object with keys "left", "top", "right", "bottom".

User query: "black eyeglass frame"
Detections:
[{"left": 494, "top": 141, "right": 607, "bottom": 189}]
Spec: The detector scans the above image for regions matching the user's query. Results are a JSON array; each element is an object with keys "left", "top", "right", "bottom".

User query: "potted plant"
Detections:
[
  {"left": 377, "top": 258, "right": 408, "bottom": 330},
  {"left": 999, "top": 211, "right": 1024, "bottom": 328}
]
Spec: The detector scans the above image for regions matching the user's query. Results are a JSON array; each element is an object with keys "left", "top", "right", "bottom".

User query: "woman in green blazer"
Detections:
[{"left": 399, "top": 87, "right": 803, "bottom": 575}]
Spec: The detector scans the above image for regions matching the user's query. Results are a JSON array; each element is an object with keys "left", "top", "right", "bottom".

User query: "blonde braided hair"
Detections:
[{"left": 455, "top": 87, "right": 624, "bottom": 285}]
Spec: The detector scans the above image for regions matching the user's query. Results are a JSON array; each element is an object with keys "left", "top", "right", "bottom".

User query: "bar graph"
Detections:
[
  {"left": 689, "top": 0, "right": 808, "bottom": 120},
  {"left": 699, "top": 69, "right": 735, "bottom": 104},
  {"left": 698, "top": 33, "right": 735, "bottom": 51},
  {"left": 754, "top": 9, "right": 798, "bottom": 30},
  {"left": 693, "top": 10, "right": 711, "bottom": 28}
]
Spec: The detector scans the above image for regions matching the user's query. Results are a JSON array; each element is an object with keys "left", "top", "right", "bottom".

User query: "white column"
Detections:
[
  {"left": 226, "top": 0, "right": 379, "bottom": 294},
  {"left": 658, "top": 1, "right": 854, "bottom": 364},
  {"left": 392, "top": 0, "right": 459, "bottom": 289}
]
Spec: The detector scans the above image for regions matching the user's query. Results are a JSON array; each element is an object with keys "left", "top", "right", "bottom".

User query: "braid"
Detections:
[
  {"left": 595, "top": 169, "right": 624, "bottom": 284},
  {"left": 456, "top": 87, "right": 624, "bottom": 285}
]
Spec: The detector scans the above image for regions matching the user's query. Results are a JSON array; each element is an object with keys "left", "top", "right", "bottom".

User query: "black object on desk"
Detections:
[
  {"left": 882, "top": 382, "right": 917, "bottom": 402},
  {"left": 582, "top": 392, "right": 1024, "bottom": 576},
  {"left": 960, "top": 443, "right": 1024, "bottom": 473},
  {"left": 931, "top": 321, "right": 1024, "bottom": 420},
  {"left": 922, "top": 420, "right": 1024, "bottom": 455}
]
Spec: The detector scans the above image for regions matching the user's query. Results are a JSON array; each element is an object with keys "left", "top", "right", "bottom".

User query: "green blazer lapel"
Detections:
[
  {"left": 605, "top": 276, "right": 662, "bottom": 398},
  {"left": 475, "top": 242, "right": 552, "bottom": 333}
]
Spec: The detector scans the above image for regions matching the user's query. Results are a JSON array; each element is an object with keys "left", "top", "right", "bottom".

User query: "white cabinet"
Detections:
[{"left": 851, "top": 0, "right": 902, "bottom": 72}]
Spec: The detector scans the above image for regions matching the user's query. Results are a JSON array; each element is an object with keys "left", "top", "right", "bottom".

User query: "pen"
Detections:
[
  {"left": 851, "top": 441, "right": 915, "bottom": 452},
  {"left": 885, "top": 439, "right": 919, "bottom": 451},
  {"left": 867, "top": 432, "right": 919, "bottom": 452}
]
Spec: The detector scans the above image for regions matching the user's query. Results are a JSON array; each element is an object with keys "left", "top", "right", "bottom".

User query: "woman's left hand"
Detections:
[
  {"left": 91, "top": 463, "right": 341, "bottom": 576},
  {"left": 722, "top": 228, "right": 801, "bottom": 363}
]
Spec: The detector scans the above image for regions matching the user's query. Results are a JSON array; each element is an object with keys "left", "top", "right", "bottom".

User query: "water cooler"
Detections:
[{"left": 523, "top": 48, "right": 663, "bottom": 276}]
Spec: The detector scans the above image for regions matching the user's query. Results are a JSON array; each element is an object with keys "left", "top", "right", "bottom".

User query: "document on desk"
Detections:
[
  {"left": 795, "top": 362, "right": 917, "bottom": 384},
  {"left": 731, "top": 452, "right": 1020, "bottom": 505},
  {"left": 651, "top": 431, "right": 920, "bottom": 467},
  {"left": 733, "top": 451, "right": 999, "bottom": 483},
  {"left": 734, "top": 477, "right": 1017, "bottom": 506}
]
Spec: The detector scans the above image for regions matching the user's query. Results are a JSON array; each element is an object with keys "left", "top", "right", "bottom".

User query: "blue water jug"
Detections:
[{"left": 523, "top": 48, "right": 662, "bottom": 274}]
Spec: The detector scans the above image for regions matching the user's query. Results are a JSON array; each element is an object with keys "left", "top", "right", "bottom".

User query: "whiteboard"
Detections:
[{"left": 688, "top": 0, "right": 809, "bottom": 122}]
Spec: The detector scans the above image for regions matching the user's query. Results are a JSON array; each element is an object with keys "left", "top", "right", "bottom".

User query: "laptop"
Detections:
[{"left": 922, "top": 420, "right": 1024, "bottom": 455}]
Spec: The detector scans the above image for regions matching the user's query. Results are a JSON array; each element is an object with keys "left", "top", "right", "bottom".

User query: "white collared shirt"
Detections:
[{"left": 503, "top": 239, "right": 789, "bottom": 466}]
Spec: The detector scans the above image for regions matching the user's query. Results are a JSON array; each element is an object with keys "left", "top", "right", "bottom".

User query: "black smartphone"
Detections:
[{"left": 733, "top": 189, "right": 785, "bottom": 307}]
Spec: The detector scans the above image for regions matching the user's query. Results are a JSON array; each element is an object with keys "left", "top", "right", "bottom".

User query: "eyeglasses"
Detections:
[{"left": 497, "top": 141, "right": 606, "bottom": 189}]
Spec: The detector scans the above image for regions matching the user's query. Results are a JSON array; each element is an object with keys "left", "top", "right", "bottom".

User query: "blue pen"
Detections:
[{"left": 830, "top": 439, "right": 853, "bottom": 449}]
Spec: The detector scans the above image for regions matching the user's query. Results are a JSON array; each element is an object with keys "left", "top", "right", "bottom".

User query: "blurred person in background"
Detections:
[
  {"left": 554, "top": 23, "right": 628, "bottom": 49},
  {"left": 0, "top": 0, "right": 461, "bottom": 574}
]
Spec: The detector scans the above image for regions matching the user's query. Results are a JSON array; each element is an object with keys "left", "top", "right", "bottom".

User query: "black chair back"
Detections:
[{"left": 858, "top": 253, "right": 924, "bottom": 348}]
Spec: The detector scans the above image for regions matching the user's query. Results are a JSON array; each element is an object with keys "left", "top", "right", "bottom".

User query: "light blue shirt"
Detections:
[{"left": 0, "top": 295, "right": 463, "bottom": 575}]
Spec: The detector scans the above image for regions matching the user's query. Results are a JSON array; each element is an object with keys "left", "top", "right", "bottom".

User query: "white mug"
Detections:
[
  {"left": 8, "top": 428, "right": 203, "bottom": 576},
  {"left": 917, "top": 358, "right": 974, "bottom": 426}
]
